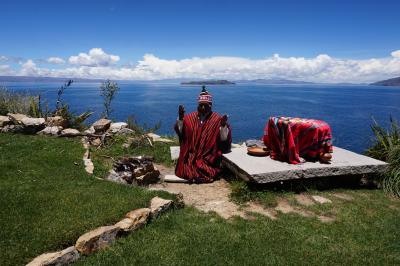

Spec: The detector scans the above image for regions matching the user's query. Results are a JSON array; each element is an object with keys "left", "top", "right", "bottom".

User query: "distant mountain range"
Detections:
[
  {"left": 0, "top": 76, "right": 104, "bottom": 83},
  {"left": 235, "top": 79, "right": 315, "bottom": 85},
  {"left": 370, "top": 77, "right": 400, "bottom": 86},
  {"left": 181, "top": 80, "right": 235, "bottom": 85},
  {"left": 0, "top": 75, "right": 370, "bottom": 86}
]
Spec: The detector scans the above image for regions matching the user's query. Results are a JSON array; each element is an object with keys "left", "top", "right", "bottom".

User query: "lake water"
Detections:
[{"left": 3, "top": 81, "right": 400, "bottom": 153}]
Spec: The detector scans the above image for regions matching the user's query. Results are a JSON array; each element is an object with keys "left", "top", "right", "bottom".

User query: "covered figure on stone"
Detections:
[{"left": 174, "top": 86, "right": 232, "bottom": 183}]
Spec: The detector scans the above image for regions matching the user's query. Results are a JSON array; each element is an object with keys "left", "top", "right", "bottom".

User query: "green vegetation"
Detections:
[
  {"left": 366, "top": 118, "right": 400, "bottom": 197},
  {"left": 0, "top": 133, "right": 173, "bottom": 266},
  {"left": 1, "top": 133, "right": 399, "bottom": 265},
  {"left": 53, "top": 80, "right": 93, "bottom": 130},
  {"left": 77, "top": 188, "right": 399, "bottom": 266},
  {"left": 0, "top": 87, "right": 41, "bottom": 117},
  {"left": 100, "top": 79, "right": 119, "bottom": 119}
]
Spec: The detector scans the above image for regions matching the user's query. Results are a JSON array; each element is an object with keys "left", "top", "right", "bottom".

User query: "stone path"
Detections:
[{"left": 149, "top": 165, "right": 342, "bottom": 222}]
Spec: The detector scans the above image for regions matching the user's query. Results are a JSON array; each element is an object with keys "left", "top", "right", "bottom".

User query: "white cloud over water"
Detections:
[
  {"left": 47, "top": 57, "right": 65, "bottom": 64},
  {"left": 68, "top": 48, "right": 120, "bottom": 66},
  {"left": 1, "top": 48, "right": 400, "bottom": 83}
]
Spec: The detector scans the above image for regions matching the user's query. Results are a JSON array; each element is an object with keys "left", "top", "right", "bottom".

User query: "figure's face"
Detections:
[{"left": 198, "top": 102, "right": 212, "bottom": 116}]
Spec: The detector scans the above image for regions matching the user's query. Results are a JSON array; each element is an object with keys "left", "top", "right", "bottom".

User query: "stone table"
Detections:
[{"left": 222, "top": 147, "right": 388, "bottom": 183}]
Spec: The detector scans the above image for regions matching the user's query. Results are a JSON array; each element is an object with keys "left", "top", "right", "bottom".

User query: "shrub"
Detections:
[
  {"left": 366, "top": 118, "right": 400, "bottom": 197},
  {"left": 100, "top": 80, "right": 119, "bottom": 119},
  {"left": 0, "top": 87, "right": 40, "bottom": 116},
  {"left": 53, "top": 80, "right": 93, "bottom": 130}
]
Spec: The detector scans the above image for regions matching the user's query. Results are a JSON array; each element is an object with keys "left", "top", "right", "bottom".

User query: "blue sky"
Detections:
[{"left": 1, "top": 0, "right": 400, "bottom": 82}]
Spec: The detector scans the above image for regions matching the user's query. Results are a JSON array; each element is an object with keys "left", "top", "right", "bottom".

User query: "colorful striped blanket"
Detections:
[{"left": 263, "top": 116, "right": 333, "bottom": 164}]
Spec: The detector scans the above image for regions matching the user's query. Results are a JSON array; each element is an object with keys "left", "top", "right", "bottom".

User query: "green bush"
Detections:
[
  {"left": 366, "top": 118, "right": 400, "bottom": 197},
  {"left": 0, "top": 87, "right": 40, "bottom": 116}
]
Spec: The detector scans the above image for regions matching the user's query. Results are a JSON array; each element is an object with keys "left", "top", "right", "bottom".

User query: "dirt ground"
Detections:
[{"left": 150, "top": 164, "right": 341, "bottom": 222}]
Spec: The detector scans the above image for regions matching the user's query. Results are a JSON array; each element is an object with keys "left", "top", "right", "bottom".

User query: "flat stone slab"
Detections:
[
  {"left": 164, "top": 174, "right": 188, "bottom": 183},
  {"left": 222, "top": 147, "right": 388, "bottom": 183}
]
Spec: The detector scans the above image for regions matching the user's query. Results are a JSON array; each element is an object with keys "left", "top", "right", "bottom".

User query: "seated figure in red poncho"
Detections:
[{"left": 174, "top": 87, "right": 232, "bottom": 183}]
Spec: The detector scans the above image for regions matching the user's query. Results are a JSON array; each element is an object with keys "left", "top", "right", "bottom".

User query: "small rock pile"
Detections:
[
  {"left": 107, "top": 156, "right": 160, "bottom": 186},
  {"left": 0, "top": 114, "right": 134, "bottom": 139},
  {"left": 0, "top": 113, "right": 79, "bottom": 136}
]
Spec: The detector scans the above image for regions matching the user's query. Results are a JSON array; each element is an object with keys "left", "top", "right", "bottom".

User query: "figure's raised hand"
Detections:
[
  {"left": 178, "top": 105, "right": 185, "bottom": 120},
  {"left": 221, "top": 114, "right": 228, "bottom": 127}
]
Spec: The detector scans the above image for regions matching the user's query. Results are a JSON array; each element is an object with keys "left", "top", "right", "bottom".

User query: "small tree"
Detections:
[{"left": 100, "top": 80, "right": 119, "bottom": 119}]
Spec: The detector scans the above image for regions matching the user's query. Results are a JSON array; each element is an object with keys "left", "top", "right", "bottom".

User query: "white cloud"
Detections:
[
  {"left": 47, "top": 57, "right": 65, "bottom": 64},
  {"left": 68, "top": 48, "right": 120, "bottom": 66},
  {"left": 1, "top": 48, "right": 400, "bottom": 83},
  {"left": 0, "top": 64, "right": 15, "bottom": 75},
  {"left": 391, "top": 50, "right": 400, "bottom": 58}
]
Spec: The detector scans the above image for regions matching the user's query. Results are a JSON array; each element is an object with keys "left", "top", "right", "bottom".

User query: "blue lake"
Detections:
[{"left": 3, "top": 81, "right": 400, "bottom": 154}]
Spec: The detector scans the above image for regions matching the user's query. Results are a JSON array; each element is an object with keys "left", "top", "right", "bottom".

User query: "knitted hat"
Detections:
[{"left": 198, "top": 86, "right": 212, "bottom": 103}]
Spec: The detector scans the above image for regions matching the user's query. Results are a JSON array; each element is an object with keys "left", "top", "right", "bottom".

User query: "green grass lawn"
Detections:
[
  {"left": 77, "top": 187, "right": 400, "bottom": 266},
  {"left": 1, "top": 133, "right": 399, "bottom": 265},
  {"left": 0, "top": 133, "right": 173, "bottom": 266}
]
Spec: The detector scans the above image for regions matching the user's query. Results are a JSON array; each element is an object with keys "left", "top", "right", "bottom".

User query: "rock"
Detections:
[
  {"left": 311, "top": 195, "right": 332, "bottom": 204},
  {"left": 21, "top": 117, "right": 45, "bottom": 133},
  {"left": 26, "top": 246, "right": 79, "bottom": 266},
  {"left": 222, "top": 146, "right": 388, "bottom": 184},
  {"left": 136, "top": 169, "right": 160, "bottom": 186},
  {"left": 1, "top": 124, "right": 25, "bottom": 133},
  {"left": 60, "top": 128, "right": 81, "bottom": 137},
  {"left": 37, "top": 126, "right": 62, "bottom": 136},
  {"left": 294, "top": 194, "right": 315, "bottom": 206},
  {"left": 7, "top": 113, "right": 28, "bottom": 124},
  {"left": 174, "top": 192, "right": 185, "bottom": 209},
  {"left": 90, "top": 138, "right": 102, "bottom": 146},
  {"left": 153, "top": 137, "right": 173, "bottom": 143},
  {"left": 0, "top": 115, "right": 11, "bottom": 127},
  {"left": 92, "top": 119, "right": 111, "bottom": 133},
  {"left": 106, "top": 170, "right": 129, "bottom": 185},
  {"left": 149, "top": 197, "right": 173, "bottom": 219},
  {"left": 75, "top": 225, "right": 120, "bottom": 255},
  {"left": 84, "top": 126, "right": 95, "bottom": 135},
  {"left": 109, "top": 122, "right": 128, "bottom": 134},
  {"left": 147, "top": 132, "right": 160, "bottom": 140},
  {"left": 115, "top": 208, "right": 150, "bottom": 232},
  {"left": 46, "top": 116, "right": 67, "bottom": 128},
  {"left": 83, "top": 158, "right": 94, "bottom": 175},
  {"left": 116, "top": 128, "right": 134, "bottom": 135}
]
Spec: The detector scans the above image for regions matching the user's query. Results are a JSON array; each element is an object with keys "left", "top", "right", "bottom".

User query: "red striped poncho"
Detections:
[
  {"left": 175, "top": 111, "right": 232, "bottom": 183},
  {"left": 263, "top": 116, "right": 333, "bottom": 164}
]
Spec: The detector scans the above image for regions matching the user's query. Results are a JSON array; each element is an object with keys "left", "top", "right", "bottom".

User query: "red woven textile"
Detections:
[
  {"left": 175, "top": 112, "right": 232, "bottom": 183},
  {"left": 263, "top": 116, "right": 333, "bottom": 164}
]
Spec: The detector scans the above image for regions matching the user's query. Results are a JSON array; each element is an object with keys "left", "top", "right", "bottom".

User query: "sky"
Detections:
[{"left": 1, "top": 0, "right": 400, "bottom": 83}]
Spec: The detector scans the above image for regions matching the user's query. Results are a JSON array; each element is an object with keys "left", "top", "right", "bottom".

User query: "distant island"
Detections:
[
  {"left": 370, "top": 77, "right": 400, "bottom": 87},
  {"left": 181, "top": 80, "right": 235, "bottom": 85}
]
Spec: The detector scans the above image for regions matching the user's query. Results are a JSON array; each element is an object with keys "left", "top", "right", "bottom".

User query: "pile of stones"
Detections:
[
  {"left": 0, "top": 114, "right": 134, "bottom": 139},
  {"left": 106, "top": 156, "right": 160, "bottom": 186}
]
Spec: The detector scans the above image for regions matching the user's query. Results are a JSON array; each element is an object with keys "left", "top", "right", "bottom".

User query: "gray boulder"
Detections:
[
  {"left": 60, "top": 128, "right": 81, "bottom": 137},
  {"left": 7, "top": 113, "right": 28, "bottom": 124},
  {"left": 0, "top": 115, "right": 11, "bottom": 127},
  {"left": 21, "top": 117, "right": 45, "bottom": 128},
  {"left": 37, "top": 126, "right": 62, "bottom": 136},
  {"left": 109, "top": 122, "right": 128, "bottom": 134},
  {"left": 92, "top": 119, "right": 111, "bottom": 133},
  {"left": 46, "top": 116, "right": 67, "bottom": 128}
]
